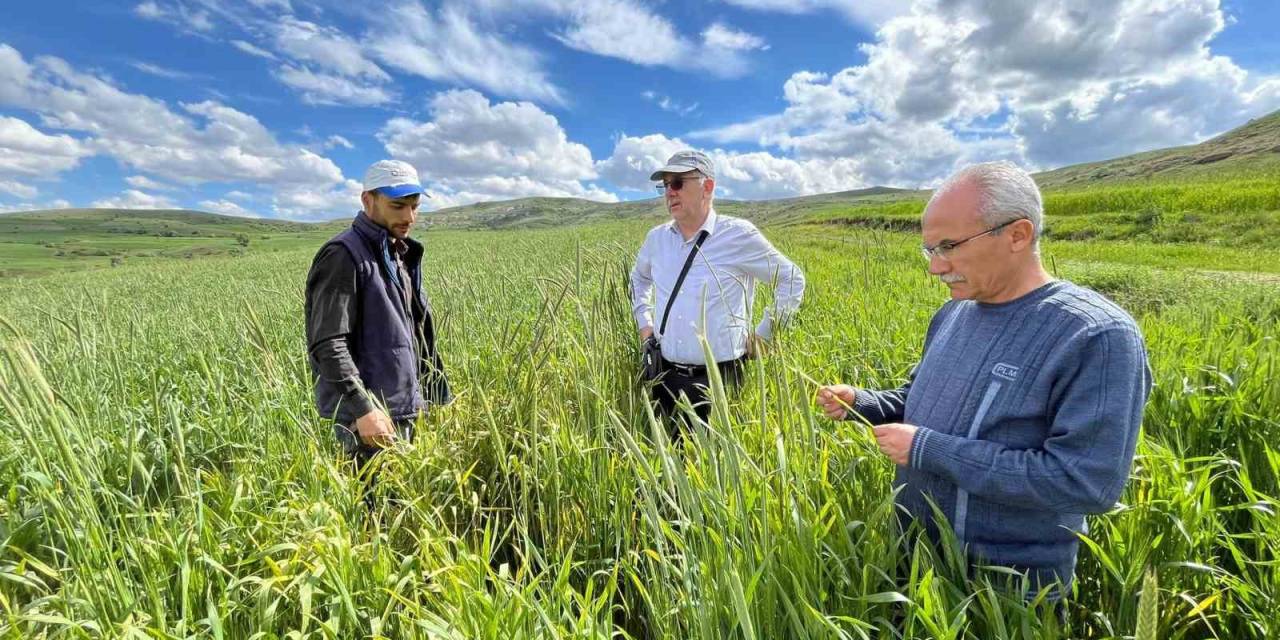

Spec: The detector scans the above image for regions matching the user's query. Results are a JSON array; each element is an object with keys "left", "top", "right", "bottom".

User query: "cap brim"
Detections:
[
  {"left": 374, "top": 183, "right": 427, "bottom": 198},
  {"left": 648, "top": 164, "right": 698, "bottom": 181}
]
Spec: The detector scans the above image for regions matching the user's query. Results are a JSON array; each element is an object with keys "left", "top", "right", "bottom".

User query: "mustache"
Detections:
[{"left": 939, "top": 274, "right": 966, "bottom": 284}]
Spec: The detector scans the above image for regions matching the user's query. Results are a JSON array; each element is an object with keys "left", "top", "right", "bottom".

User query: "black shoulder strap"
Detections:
[{"left": 658, "top": 229, "right": 710, "bottom": 336}]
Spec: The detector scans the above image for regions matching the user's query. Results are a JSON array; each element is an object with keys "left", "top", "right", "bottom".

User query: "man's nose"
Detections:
[{"left": 927, "top": 254, "right": 949, "bottom": 275}]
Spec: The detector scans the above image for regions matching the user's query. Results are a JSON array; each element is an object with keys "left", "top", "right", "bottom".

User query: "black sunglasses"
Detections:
[{"left": 655, "top": 176, "right": 705, "bottom": 192}]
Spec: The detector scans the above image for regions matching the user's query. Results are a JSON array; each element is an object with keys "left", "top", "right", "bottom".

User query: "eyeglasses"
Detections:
[
  {"left": 921, "top": 218, "right": 1022, "bottom": 261},
  {"left": 655, "top": 176, "right": 705, "bottom": 192}
]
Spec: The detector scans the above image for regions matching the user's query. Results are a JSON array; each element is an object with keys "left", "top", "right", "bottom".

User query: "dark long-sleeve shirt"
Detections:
[{"left": 305, "top": 244, "right": 374, "bottom": 419}]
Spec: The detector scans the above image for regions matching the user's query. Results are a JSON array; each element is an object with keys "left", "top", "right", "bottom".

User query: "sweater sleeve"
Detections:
[
  {"left": 849, "top": 378, "right": 912, "bottom": 425},
  {"left": 847, "top": 303, "right": 954, "bottom": 426},
  {"left": 907, "top": 325, "right": 1152, "bottom": 513}
]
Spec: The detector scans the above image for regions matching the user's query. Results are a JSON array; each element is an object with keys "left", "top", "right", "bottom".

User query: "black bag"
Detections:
[
  {"left": 640, "top": 335, "right": 664, "bottom": 381},
  {"left": 640, "top": 229, "right": 709, "bottom": 382}
]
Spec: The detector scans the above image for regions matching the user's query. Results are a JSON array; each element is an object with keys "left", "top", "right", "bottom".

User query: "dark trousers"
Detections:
[
  {"left": 334, "top": 419, "right": 415, "bottom": 509},
  {"left": 651, "top": 358, "right": 745, "bottom": 440}
]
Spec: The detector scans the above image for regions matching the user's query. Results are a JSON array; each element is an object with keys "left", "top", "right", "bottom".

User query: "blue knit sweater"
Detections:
[{"left": 852, "top": 280, "right": 1152, "bottom": 594}]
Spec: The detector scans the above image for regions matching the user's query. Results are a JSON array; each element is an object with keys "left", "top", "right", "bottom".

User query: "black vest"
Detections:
[{"left": 312, "top": 213, "right": 451, "bottom": 424}]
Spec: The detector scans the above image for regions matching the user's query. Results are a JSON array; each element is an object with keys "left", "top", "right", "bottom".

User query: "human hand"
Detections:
[
  {"left": 355, "top": 409, "right": 396, "bottom": 448},
  {"left": 816, "top": 384, "right": 857, "bottom": 420},
  {"left": 872, "top": 423, "right": 918, "bottom": 465}
]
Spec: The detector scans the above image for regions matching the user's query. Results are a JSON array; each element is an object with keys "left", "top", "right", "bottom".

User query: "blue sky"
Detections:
[{"left": 1, "top": 0, "right": 1278, "bottom": 219}]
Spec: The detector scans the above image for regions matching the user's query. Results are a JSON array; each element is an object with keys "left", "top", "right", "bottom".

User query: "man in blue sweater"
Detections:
[{"left": 818, "top": 161, "right": 1152, "bottom": 598}]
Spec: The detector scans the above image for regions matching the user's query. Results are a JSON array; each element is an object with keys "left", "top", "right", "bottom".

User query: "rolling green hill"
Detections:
[
  {"left": 422, "top": 186, "right": 912, "bottom": 229},
  {"left": 1034, "top": 109, "right": 1280, "bottom": 187},
  {"left": 0, "top": 209, "right": 335, "bottom": 277}
]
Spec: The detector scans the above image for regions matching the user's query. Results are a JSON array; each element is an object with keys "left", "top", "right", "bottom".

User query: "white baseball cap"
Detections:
[{"left": 362, "top": 159, "right": 428, "bottom": 198}]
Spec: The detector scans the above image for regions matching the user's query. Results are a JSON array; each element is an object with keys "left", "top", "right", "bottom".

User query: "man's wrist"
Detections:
[{"left": 843, "top": 388, "right": 859, "bottom": 421}]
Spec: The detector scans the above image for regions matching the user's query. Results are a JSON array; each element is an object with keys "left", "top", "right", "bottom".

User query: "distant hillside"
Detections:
[
  {"left": 0, "top": 208, "right": 314, "bottom": 236},
  {"left": 425, "top": 187, "right": 915, "bottom": 229},
  {"left": 1035, "top": 110, "right": 1280, "bottom": 187},
  {"left": 0, "top": 208, "right": 331, "bottom": 278}
]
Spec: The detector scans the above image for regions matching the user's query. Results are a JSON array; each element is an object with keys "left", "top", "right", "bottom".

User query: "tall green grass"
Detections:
[{"left": 0, "top": 224, "right": 1276, "bottom": 638}]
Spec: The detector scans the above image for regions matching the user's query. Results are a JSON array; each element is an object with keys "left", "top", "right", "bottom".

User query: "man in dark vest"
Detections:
[{"left": 305, "top": 159, "right": 451, "bottom": 473}]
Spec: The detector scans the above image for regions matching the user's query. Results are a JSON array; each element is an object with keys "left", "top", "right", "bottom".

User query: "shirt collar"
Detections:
[
  {"left": 667, "top": 207, "right": 719, "bottom": 240},
  {"left": 389, "top": 236, "right": 408, "bottom": 258}
]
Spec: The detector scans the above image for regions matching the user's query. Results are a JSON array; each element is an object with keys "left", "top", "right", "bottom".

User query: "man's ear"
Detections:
[
  {"left": 1009, "top": 218, "right": 1037, "bottom": 252},
  {"left": 360, "top": 190, "right": 375, "bottom": 212},
  {"left": 703, "top": 177, "right": 715, "bottom": 197}
]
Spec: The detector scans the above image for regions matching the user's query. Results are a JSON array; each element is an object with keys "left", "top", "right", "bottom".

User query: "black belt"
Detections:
[{"left": 666, "top": 356, "right": 745, "bottom": 377}]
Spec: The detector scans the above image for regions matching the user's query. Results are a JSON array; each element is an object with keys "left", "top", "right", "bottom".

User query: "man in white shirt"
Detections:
[{"left": 631, "top": 150, "right": 806, "bottom": 434}]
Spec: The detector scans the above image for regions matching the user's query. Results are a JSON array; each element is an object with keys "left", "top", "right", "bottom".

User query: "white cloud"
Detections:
[
  {"left": 275, "top": 17, "right": 389, "bottom": 81},
  {"left": 0, "top": 180, "right": 37, "bottom": 199},
  {"left": 702, "top": 23, "right": 768, "bottom": 51},
  {"left": 379, "top": 89, "right": 617, "bottom": 207},
  {"left": 469, "top": 0, "right": 762, "bottom": 78},
  {"left": 125, "top": 175, "right": 174, "bottom": 190},
  {"left": 152, "top": 3, "right": 564, "bottom": 106},
  {"left": 553, "top": 0, "right": 685, "bottom": 65},
  {"left": 245, "top": 0, "right": 290, "bottom": 9},
  {"left": 720, "top": 0, "right": 908, "bottom": 28},
  {"left": 272, "top": 178, "right": 363, "bottom": 220},
  {"left": 92, "top": 189, "right": 177, "bottom": 209},
  {"left": 198, "top": 198, "right": 260, "bottom": 217},
  {"left": 225, "top": 190, "right": 253, "bottom": 200},
  {"left": 642, "top": 91, "right": 698, "bottom": 116},
  {"left": 596, "top": 133, "right": 868, "bottom": 198},
  {"left": 595, "top": 133, "right": 688, "bottom": 192},
  {"left": 693, "top": 0, "right": 1280, "bottom": 183},
  {"left": 274, "top": 66, "right": 394, "bottom": 106},
  {"left": 545, "top": 1, "right": 761, "bottom": 76},
  {"left": 257, "top": 17, "right": 397, "bottom": 106},
  {"left": 231, "top": 39, "right": 277, "bottom": 60},
  {"left": 0, "top": 44, "right": 356, "bottom": 218},
  {"left": 133, "top": 1, "right": 214, "bottom": 32},
  {"left": 2, "top": 46, "right": 343, "bottom": 186},
  {"left": 324, "top": 134, "right": 354, "bottom": 150},
  {"left": 369, "top": 3, "right": 565, "bottom": 105},
  {"left": 0, "top": 115, "right": 92, "bottom": 177},
  {"left": 131, "top": 61, "right": 202, "bottom": 80},
  {"left": 134, "top": 1, "right": 164, "bottom": 20}
]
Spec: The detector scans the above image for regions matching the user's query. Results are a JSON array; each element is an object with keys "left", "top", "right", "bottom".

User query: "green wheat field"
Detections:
[{"left": 2, "top": 174, "right": 1280, "bottom": 638}]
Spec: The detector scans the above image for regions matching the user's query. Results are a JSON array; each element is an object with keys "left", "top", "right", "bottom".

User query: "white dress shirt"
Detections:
[{"left": 630, "top": 209, "right": 806, "bottom": 365}]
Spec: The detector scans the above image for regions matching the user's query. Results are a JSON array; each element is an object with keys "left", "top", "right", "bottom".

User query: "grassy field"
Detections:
[
  {"left": 0, "top": 220, "right": 1277, "bottom": 638},
  {"left": 0, "top": 209, "right": 338, "bottom": 278}
]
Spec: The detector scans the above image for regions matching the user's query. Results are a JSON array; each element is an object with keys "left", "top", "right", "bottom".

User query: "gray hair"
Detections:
[{"left": 929, "top": 161, "right": 1043, "bottom": 244}]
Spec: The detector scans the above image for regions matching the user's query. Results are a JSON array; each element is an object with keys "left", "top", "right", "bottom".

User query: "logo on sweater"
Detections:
[{"left": 992, "top": 363, "right": 1020, "bottom": 381}]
